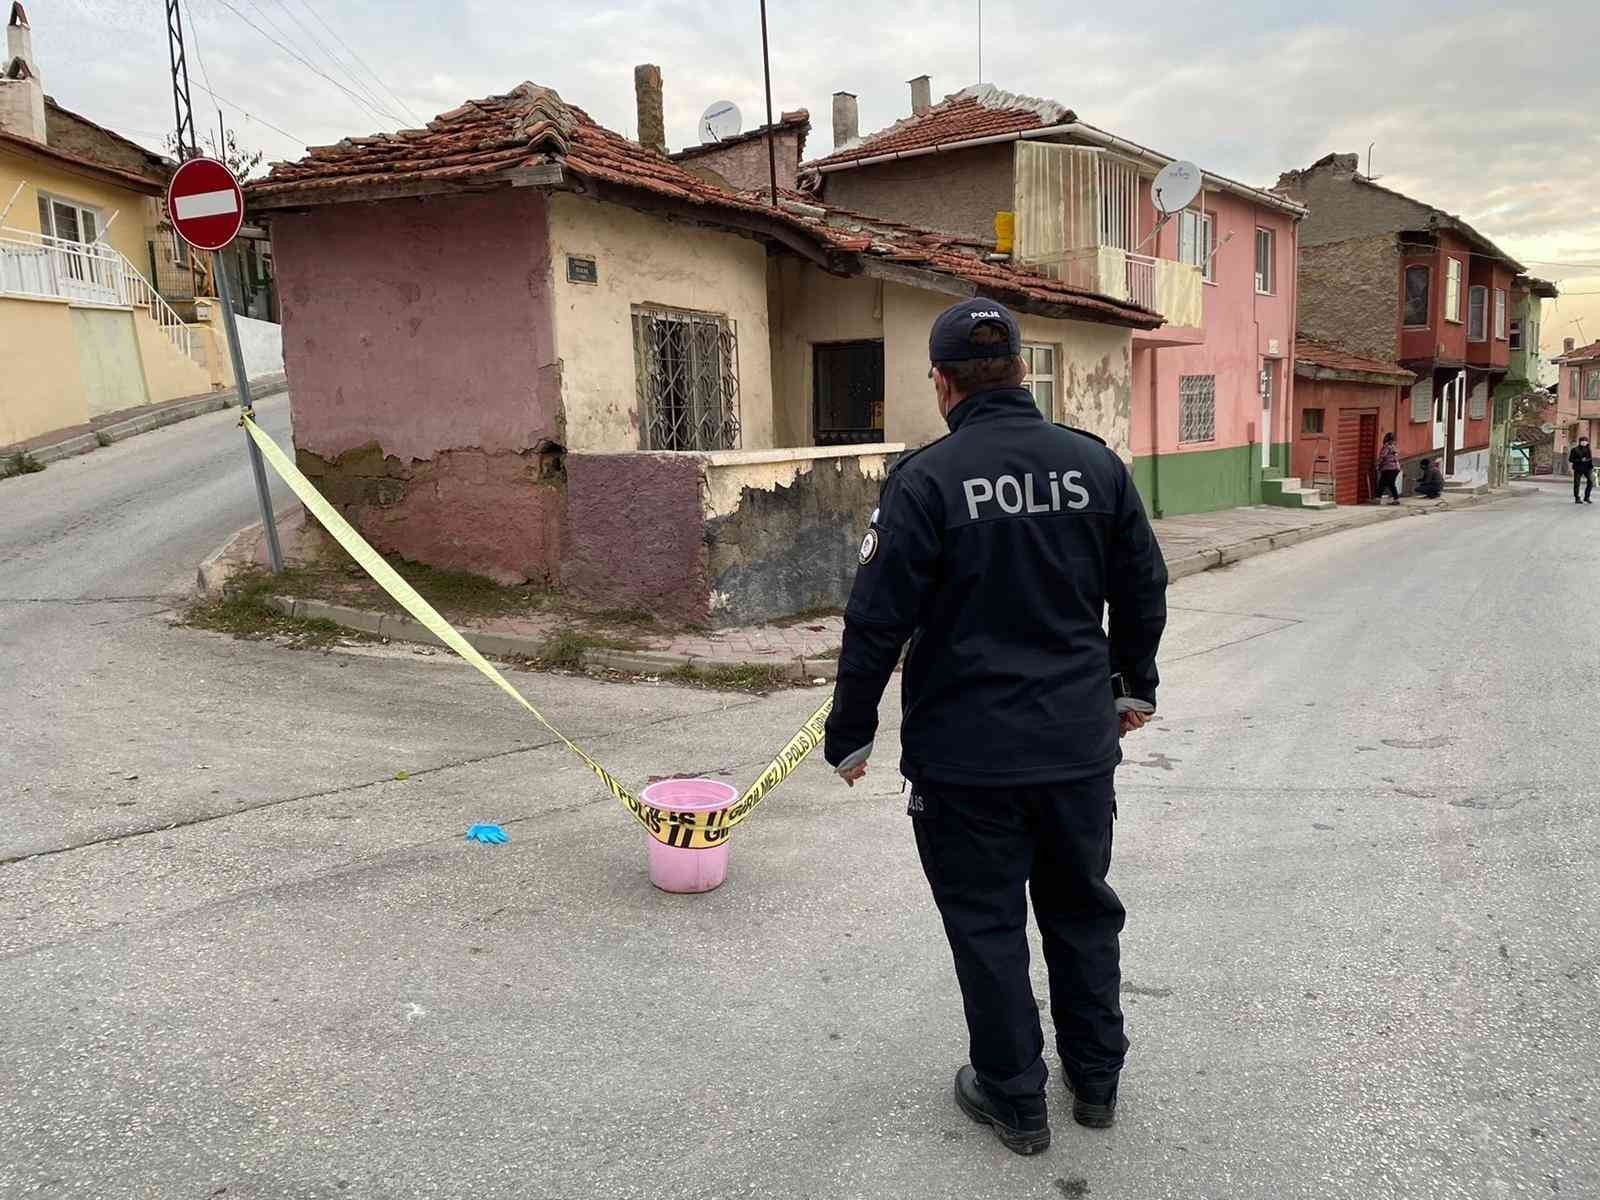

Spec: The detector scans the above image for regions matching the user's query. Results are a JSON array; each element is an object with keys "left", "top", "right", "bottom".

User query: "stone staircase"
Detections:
[
  {"left": 1261, "top": 474, "right": 1335, "bottom": 509},
  {"left": 1443, "top": 476, "right": 1489, "bottom": 497}
]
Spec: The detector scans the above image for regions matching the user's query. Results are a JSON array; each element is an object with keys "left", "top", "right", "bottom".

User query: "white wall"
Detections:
[
  {"left": 546, "top": 193, "right": 775, "bottom": 452},
  {"left": 235, "top": 313, "right": 284, "bottom": 379}
]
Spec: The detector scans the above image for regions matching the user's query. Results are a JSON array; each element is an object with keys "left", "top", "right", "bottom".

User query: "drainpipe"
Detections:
[{"left": 1149, "top": 347, "right": 1162, "bottom": 518}]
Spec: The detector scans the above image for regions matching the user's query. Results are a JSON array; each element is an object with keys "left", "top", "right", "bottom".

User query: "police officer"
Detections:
[{"left": 824, "top": 299, "right": 1168, "bottom": 1155}]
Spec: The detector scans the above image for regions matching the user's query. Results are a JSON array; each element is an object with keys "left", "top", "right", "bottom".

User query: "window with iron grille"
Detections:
[
  {"left": 1178, "top": 374, "right": 1216, "bottom": 443},
  {"left": 813, "top": 340, "right": 884, "bottom": 445},
  {"left": 631, "top": 306, "right": 741, "bottom": 451}
]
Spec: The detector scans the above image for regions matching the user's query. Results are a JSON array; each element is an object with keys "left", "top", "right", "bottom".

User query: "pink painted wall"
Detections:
[
  {"left": 271, "top": 191, "right": 565, "bottom": 582},
  {"left": 1129, "top": 190, "right": 1299, "bottom": 459}
]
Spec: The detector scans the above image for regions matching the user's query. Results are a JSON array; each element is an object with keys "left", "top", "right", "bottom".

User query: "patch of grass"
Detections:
[
  {"left": 186, "top": 568, "right": 369, "bottom": 649},
  {"left": 2, "top": 451, "right": 46, "bottom": 478},
  {"left": 532, "top": 629, "right": 644, "bottom": 670},
  {"left": 666, "top": 661, "right": 795, "bottom": 693}
]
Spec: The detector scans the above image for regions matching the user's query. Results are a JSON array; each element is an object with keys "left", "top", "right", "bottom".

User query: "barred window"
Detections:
[
  {"left": 632, "top": 307, "right": 741, "bottom": 451},
  {"left": 1178, "top": 374, "right": 1216, "bottom": 443}
]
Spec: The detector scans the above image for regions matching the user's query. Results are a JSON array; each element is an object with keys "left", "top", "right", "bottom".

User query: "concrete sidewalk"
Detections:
[
  {"left": 1, "top": 372, "right": 288, "bottom": 473},
  {"left": 200, "top": 486, "right": 1521, "bottom": 681}
]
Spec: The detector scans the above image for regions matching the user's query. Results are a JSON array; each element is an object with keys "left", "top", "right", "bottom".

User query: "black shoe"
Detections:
[
  {"left": 953, "top": 1065, "right": 1051, "bottom": 1155},
  {"left": 1065, "top": 1076, "right": 1119, "bottom": 1129}
]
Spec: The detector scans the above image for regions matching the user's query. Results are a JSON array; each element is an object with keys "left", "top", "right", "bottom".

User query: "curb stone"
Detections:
[
  {"left": 204, "top": 487, "right": 1519, "bottom": 675},
  {"left": 8, "top": 373, "right": 288, "bottom": 473}
]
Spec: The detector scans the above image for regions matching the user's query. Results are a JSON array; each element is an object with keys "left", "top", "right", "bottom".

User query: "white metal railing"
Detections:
[
  {"left": 1124, "top": 251, "right": 1157, "bottom": 312},
  {"left": 0, "top": 226, "right": 197, "bottom": 361}
]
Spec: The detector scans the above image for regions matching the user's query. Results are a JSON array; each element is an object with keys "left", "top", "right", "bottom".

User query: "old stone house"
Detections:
[
  {"left": 246, "top": 81, "right": 1160, "bottom": 626},
  {"left": 1276, "top": 153, "right": 1530, "bottom": 489}
]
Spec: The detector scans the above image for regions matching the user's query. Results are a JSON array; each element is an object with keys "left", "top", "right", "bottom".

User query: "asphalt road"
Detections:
[{"left": 1, "top": 416, "right": 1596, "bottom": 1199}]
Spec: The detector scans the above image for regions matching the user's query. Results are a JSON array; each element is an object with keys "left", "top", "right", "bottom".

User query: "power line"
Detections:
[
  {"left": 210, "top": 0, "right": 399, "bottom": 128},
  {"left": 268, "top": 0, "right": 400, "bottom": 128},
  {"left": 240, "top": 0, "right": 403, "bottom": 125},
  {"left": 291, "top": 0, "right": 425, "bottom": 127},
  {"left": 189, "top": 80, "right": 306, "bottom": 148},
  {"left": 179, "top": 0, "right": 223, "bottom": 143}
]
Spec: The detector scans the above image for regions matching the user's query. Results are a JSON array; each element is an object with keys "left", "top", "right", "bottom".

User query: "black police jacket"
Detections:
[
  {"left": 823, "top": 386, "right": 1168, "bottom": 787},
  {"left": 1570, "top": 445, "right": 1593, "bottom": 472}
]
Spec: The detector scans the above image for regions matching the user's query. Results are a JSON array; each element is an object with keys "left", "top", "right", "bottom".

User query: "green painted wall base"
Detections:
[{"left": 1132, "top": 442, "right": 1292, "bottom": 518}]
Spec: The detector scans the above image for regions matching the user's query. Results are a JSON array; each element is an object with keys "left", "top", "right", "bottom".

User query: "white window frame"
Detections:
[
  {"left": 1178, "top": 209, "right": 1215, "bottom": 283},
  {"left": 1467, "top": 285, "right": 1488, "bottom": 342},
  {"left": 1254, "top": 227, "right": 1275, "bottom": 295},
  {"left": 1178, "top": 374, "right": 1217, "bottom": 444},
  {"left": 1020, "top": 342, "right": 1058, "bottom": 420},
  {"left": 1493, "top": 289, "right": 1507, "bottom": 340},
  {"left": 1444, "top": 258, "right": 1463, "bottom": 323},
  {"left": 36, "top": 191, "right": 103, "bottom": 245},
  {"left": 1508, "top": 318, "right": 1523, "bottom": 351}
]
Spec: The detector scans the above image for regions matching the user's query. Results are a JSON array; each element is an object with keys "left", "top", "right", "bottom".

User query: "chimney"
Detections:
[
  {"left": 908, "top": 75, "right": 931, "bottom": 116},
  {"left": 832, "top": 91, "right": 858, "bottom": 150},
  {"left": 633, "top": 63, "right": 665, "bottom": 156},
  {"left": 1565, "top": 337, "right": 1577, "bottom": 354},
  {"left": 0, "top": 2, "right": 46, "bottom": 144}
]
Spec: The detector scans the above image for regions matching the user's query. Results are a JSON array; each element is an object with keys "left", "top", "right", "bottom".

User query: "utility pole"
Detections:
[
  {"left": 759, "top": 0, "right": 778, "bottom": 205},
  {"left": 165, "top": 0, "right": 281, "bottom": 572}
]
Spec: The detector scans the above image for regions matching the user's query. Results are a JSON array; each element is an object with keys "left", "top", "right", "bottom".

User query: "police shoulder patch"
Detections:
[{"left": 858, "top": 528, "right": 880, "bottom": 565}]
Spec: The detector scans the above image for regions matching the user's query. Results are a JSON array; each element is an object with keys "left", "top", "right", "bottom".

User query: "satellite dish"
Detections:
[
  {"left": 699, "top": 101, "right": 742, "bottom": 144},
  {"left": 1151, "top": 160, "right": 1202, "bottom": 215}
]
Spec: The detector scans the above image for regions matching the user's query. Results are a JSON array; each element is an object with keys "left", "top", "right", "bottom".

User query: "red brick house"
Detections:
[
  {"left": 1276, "top": 153, "right": 1524, "bottom": 488},
  {"left": 1292, "top": 337, "right": 1415, "bottom": 504}
]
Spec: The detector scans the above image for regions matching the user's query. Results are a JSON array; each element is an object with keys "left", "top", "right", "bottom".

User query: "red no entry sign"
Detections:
[{"left": 166, "top": 157, "right": 244, "bottom": 252}]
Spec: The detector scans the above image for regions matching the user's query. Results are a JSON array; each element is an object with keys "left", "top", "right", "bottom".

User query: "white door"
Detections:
[
  {"left": 1432, "top": 375, "right": 1448, "bottom": 451},
  {"left": 1452, "top": 370, "right": 1466, "bottom": 453},
  {"left": 1260, "top": 361, "right": 1274, "bottom": 470}
]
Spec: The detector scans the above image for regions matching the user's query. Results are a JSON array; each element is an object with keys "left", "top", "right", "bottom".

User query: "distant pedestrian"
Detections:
[
  {"left": 1416, "top": 458, "right": 1444, "bottom": 500},
  {"left": 1376, "top": 433, "right": 1401, "bottom": 505},
  {"left": 1570, "top": 436, "right": 1594, "bottom": 504}
]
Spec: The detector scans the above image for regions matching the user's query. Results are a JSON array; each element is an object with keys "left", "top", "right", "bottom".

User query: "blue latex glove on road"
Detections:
[{"left": 465, "top": 823, "right": 509, "bottom": 844}]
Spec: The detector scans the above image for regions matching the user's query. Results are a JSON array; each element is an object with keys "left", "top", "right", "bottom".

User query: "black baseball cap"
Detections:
[{"left": 929, "top": 298, "right": 1021, "bottom": 363}]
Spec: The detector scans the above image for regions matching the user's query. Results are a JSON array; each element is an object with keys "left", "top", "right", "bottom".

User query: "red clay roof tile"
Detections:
[
  {"left": 806, "top": 85, "right": 1071, "bottom": 170},
  {"left": 246, "top": 83, "right": 1155, "bottom": 330},
  {"left": 1295, "top": 337, "right": 1415, "bottom": 382}
]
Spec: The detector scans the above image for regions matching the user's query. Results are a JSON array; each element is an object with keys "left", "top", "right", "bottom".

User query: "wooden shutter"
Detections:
[
  {"left": 1469, "top": 379, "right": 1488, "bottom": 421},
  {"left": 1410, "top": 377, "right": 1433, "bottom": 424}
]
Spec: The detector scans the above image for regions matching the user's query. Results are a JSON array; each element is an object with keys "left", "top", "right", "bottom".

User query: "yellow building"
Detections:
[{"left": 1, "top": 1, "right": 225, "bottom": 449}]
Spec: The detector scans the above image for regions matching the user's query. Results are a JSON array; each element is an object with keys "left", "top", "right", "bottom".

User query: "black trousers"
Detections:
[
  {"left": 1377, "top": 469, "right": 1400, "bottom": 501},
  {"left": 911, "top": 774, "right": 1126, "bottom": 1102},
  {"left": 1576, "top": 470, "right": 1593, "bottom": 502}
]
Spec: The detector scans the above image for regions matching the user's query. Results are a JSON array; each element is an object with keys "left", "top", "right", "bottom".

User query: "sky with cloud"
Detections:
[{"left": 30, "top": 0, "right": 1600, "bottom": 360}]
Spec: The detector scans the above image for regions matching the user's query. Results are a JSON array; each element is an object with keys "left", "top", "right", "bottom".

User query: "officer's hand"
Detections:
[
  {"left": 1119, "top": 710, "right": 1151, "bottom": 738},
  {"left": 838, "top": 761, "right": 869, "bottom": 788}
]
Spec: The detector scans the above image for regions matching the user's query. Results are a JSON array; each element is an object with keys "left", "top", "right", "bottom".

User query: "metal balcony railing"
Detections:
[{"left": 1, "top": 226, "right": 198, "bottom": 362}]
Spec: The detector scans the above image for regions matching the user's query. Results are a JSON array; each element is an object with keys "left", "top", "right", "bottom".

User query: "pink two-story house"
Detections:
[{"left": 802, "top": 80, "right": 1309, "bottom": 515}]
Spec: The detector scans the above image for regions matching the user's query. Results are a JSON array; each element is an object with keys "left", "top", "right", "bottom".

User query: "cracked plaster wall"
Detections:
[{"left": 272, "top": 190, "right": 563, "bottom": 581}]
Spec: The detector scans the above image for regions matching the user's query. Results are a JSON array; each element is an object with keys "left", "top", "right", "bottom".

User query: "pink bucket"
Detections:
[{"left": 639, "top": 778, "right": 738, "bottom": 894}]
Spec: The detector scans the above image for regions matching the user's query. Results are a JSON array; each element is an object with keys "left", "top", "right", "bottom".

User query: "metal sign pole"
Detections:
[{"left": 214, "top": 253, "right": 283, "bottom": 572}]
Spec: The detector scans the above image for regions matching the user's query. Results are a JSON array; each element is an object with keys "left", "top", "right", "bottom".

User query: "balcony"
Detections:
[{"left": 1011, "top": 142, "right": 1202, "bottom": 332}]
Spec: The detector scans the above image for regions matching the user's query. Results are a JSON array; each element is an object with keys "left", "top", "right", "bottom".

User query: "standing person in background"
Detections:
[
  {"left": 1570, "top": 436, "right": 1594, "bottom": 504},
  {"left": 1376, "top": 432, "right": 1401, "bottom": 505},
  {"left": 824, "top": 299, "right": 1169, "bottom": 1156}
]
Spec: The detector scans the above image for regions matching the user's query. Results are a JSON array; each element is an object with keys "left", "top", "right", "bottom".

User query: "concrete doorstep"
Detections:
[
  {"left": 195, "top": 486, "right": 1521, "bottom": 677},
  {"left": 2, "top": 373, "right": 289, "bottom": 475}
]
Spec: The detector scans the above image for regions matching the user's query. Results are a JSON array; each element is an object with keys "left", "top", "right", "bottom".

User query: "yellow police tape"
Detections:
[{"left": 242, "top": 416, "right": 832, "bottom": 849}]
